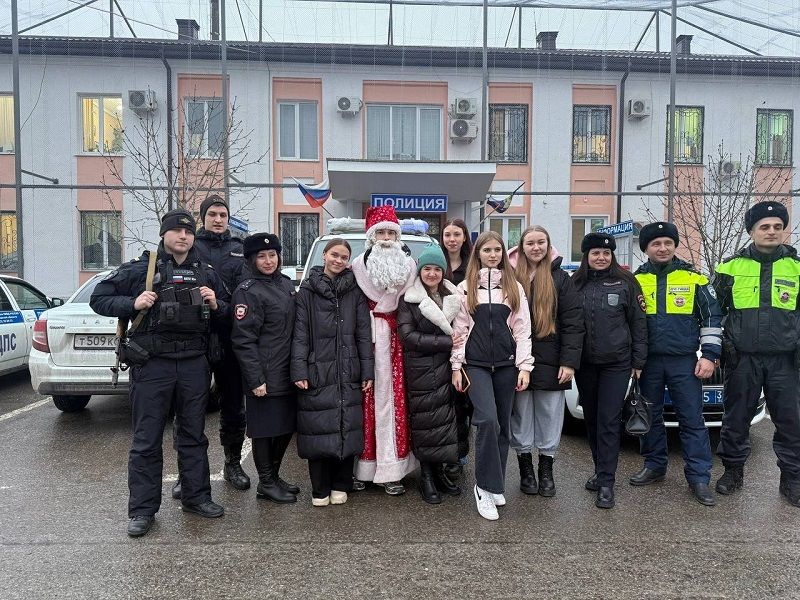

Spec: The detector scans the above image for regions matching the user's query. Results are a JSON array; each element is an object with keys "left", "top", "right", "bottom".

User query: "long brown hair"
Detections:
[
  {"left": 515, "top": 226, "right": 557, "bottom": 338},
  {"left": 465, "top": 231, "right": 520, "bottom": 314},
  {"left": 441, "top": 219, "right": 472, "bottom": 281}
]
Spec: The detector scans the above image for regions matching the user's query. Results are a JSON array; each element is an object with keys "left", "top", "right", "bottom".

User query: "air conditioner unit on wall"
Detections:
[
  {"left": 452, "top": 98, "right": 478, "bottom": 118},
  {"left": 128, "top": 90, "right": 157, "bottom": 114},
  {"left": 337, "top": 96, "right": 363, "bottom": 116},
  {"left": 450, "top": 119, "right": 478, "bottom": 142},
  {"left": 718, "top": 160, "right": 741, "bottom": 178},
  {"left": 627, "top": 98, "right": 651, "bottom": 119}
]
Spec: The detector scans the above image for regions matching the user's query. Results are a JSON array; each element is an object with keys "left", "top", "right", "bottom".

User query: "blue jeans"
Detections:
[{"left": 639, "top": 354, "right": 712, "bottom": 485}]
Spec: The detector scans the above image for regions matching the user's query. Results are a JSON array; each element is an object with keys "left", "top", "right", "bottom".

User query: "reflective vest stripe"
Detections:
[
  {"left": 635, "top": 270, "right": 707, "bottom": 315},
  {"left": 716, "top": 256, "right": 800, "bottom": 311}
]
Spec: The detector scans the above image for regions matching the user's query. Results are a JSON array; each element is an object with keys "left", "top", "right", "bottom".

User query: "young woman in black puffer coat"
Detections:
[
  {"left": 397, "top": 244, "right": 463, "bottom": 504},
  {"left": 291, "top": 239, "right": 374, "bottom": 507}
]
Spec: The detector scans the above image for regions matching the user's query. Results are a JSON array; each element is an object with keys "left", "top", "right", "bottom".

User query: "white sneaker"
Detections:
[
  {"left": 330, "top": 491, "right": 348, "bottom": 505},
  {"left": 493, "top": 493, "right": 506, "bottom": 507},
  {"left": 474, "top": 485, "right": 499, "bottom": 521},
  {"left": 312, "top": 496, "right": 330, "bottom": 507}
]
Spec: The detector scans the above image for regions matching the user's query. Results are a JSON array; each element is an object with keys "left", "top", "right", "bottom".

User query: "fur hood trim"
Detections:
[{"left": 402, "top": 277, "right": 460, "bottom": 335}]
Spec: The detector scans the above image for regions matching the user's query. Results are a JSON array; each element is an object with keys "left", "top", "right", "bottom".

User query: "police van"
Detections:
[{"left": 0, "top": 275, "right": 62, "bottom": 377}]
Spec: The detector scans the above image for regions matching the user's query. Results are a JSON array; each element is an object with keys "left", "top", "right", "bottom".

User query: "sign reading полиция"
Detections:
[{"left": 371, "top": 194, "right": 448, "bottom": 213}]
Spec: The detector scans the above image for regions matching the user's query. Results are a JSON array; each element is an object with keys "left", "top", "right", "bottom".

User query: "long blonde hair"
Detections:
[
  {"left": 515, "top": 226, "right": 557, "bottom": 338},
  {"left": 465, "top": 231, "right": 520, "bottom": 314}
]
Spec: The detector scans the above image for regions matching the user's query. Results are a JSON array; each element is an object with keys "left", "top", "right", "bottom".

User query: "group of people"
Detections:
[{"left": 89, "top": 196, "right": 800, "bottom": 536}]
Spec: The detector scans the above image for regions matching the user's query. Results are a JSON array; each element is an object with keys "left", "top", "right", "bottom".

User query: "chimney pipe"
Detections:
[
  {"left": 676, "top": 34, "right": 692, "bottom": 55},
  {"left": 176, "top": 19, "right": 200, "bottom": 41},
  {"left": 210, "top": 0, "right": 220, "bottom": 41},
  {"left": 536, "top": 31, "right": 558, "bottom": 51}
]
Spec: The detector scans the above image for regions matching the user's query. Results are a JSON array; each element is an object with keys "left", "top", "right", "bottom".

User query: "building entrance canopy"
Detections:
[{"left": 327, "top": 159, "right": 497, "bottom": 208}]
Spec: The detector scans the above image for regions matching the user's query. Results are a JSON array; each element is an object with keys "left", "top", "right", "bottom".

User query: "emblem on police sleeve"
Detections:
[
  {"left": 674, "top": 296, "right": 686, "bottom": 308},
  {"left": 780, "top": 291, "right": 791, "bottom": 303},
  {"left": 234, "top": 304, "right": 248, "bottom": 320},
  {"left": 637, "top": 294, "right": 646, "bottom": 311}
]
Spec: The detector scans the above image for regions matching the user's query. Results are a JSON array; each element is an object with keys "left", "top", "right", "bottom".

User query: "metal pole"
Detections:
[
  {"left": 667, "top": 0, "right": 677, "bottom": 223},
  {"left": 211, "top": 0, "right": 220, "bottom": 41},
  {"left": 221, "top": 0, "right": 230, "bottom": 201},
  {"left": 634, "top": 11, "right": 656, "bottom": 52},
  {"left": 698, "top": 5, "right": 800, "bottom": 40},
  {"left": 19, "top": 0, "right": 98, "bottom": 34},
  {"left": 481, "top": 0, "right": 488, "bottom": 161},
  {"left": 109, "top": 0, "right": 114, "bottom": 37},
  {"left": 660, "top": 10, "right": 761, "bottom": 56},
  {"left": 258, "top": 0, "right": 263, "bottom": 42},
  {"left": 388, "top": 0, "right": 393, "bottom": 45},
  {"left": 11, "top": 0, "right": 23, "bottom": 278},
  {"left": 655, "top": 10, "right": 660, "bottom": 52},
  {"left": 518, "top": 7, "right": 522, "bottom": 49}
]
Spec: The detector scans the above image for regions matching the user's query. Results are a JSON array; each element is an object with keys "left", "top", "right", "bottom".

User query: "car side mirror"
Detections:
[{"left": 50, "top": 298, "right": 64, "bottom": 307}]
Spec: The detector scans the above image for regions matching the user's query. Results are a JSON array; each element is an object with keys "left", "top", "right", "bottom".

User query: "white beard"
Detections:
[{"left": 366, "top": 240, "right": 412, "bottom": 293}]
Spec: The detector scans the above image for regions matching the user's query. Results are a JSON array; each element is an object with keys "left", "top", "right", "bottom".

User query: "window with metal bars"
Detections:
[
  {"left": 756, "top": 109, "right": 792, "bottom": 166},
  {"left": 572, "top": 105, "right": 611, "bottom": 164},
  {"left": 0, "top": 211, "right": 17, "bottom": 271},
  {"left": 488, "top": 105, "right": 527, "bottom": 163},
  {"left": 666, "top": 106, "right": 704, "bottom": 164},
  {"left": 279, "top": 213, "right": 320, "bottom": 267}
]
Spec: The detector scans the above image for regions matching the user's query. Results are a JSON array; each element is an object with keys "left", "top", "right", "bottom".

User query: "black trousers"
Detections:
[
  {"left": 576, "top": 361, "right": 631, "bottom": 487},
  {"left": 718, "top": 352, "right": 800, "bottom": 479},
  {"left": 213, "top": 342, "right": 246, "bottom": 448},
  {"left": 128, "top": 355, "right": 211, "bottom": 516},
  {"left": 308, "top": 456, "right": 356, "bottom": 499}
]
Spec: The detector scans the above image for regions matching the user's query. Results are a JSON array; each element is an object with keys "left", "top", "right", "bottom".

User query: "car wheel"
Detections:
[{"left": 52, "top": 395, "right": 91, "bottom": 413}]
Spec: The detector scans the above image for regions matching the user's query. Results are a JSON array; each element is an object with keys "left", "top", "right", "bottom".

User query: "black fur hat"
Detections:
[{"left": 581, "top": 232, "right": 616, "bottom": 254}]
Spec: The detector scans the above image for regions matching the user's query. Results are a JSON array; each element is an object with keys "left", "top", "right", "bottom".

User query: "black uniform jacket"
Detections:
[{"left": 290, "top": 266, "right": 374, "bottom": 460}]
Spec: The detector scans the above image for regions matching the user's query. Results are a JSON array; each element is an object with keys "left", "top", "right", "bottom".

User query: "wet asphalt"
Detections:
[{"left": 1, "top": 369, "right": 799, "bottom": 599}]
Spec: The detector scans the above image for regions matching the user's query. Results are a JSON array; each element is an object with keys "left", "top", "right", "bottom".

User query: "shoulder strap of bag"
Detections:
[{"left": 128, "top": 250, "right": 158, "bottom": 334}]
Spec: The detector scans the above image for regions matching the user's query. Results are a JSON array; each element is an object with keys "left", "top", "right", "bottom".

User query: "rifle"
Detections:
[{"left": 111, "top": 251, "right": 157, "bottom": 387}]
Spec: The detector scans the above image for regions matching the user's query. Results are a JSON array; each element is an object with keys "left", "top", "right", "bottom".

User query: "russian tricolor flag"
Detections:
[{"left": 293, "top": 178, "right": 331, "bottom": 208}]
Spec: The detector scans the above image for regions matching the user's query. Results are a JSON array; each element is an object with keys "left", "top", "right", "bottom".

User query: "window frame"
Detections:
[
  {"left": 756, "top": 109, "right": 793, "bottom": 167},
  {"left": 3, "top": 280, "right": 49, "bottom": 311},
  {"left": 488, "top": 104, "right": 528, "bottom": 164},
  {"left": 278, "top": 213, "right": 320, "bottom": 268},
  {"left": 665, "top": 105, "right": 704, "bottom": 165},
  {"left": 0, "top": 211, "right": 17, "bottom": 272},
  {"left": 572, "top": 105, "right": 612, "bottom": 164},
  {"left": 0, "top": 94, "right": 14, "bottom": 154},
  {"left": 80, "top": 211, "right": 123, "bottom": 271},
  {"left": 365, "top": 103, "right": 443, "bottom": 161},
  {"left": 184, "top": 97, "right": 225, "bottom": 159},
  {"left": 277, "top": 101, "right": 319, "bottom": 161},
  {"left": 485, "top": 215, "right": 526, "bottom": 249},
  {"left": 79, "top": 94, "right": 124, "bottom": 155},
  {"left": 569, "top": 216, "right": 609, "bottom": 264}
]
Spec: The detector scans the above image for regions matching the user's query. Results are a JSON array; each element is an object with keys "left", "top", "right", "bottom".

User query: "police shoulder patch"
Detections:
[
  {"left": 239, "top": 279, "right": 254, "bottom": 291},
  {"left": 234, "top": 304, "right": 248, "bottom": 320},
  {"left": 637, "top": 294, "right": 646, "bottom": 312},
  {"left": 102, "top": 269, "right": 120, "bottom": 281}
]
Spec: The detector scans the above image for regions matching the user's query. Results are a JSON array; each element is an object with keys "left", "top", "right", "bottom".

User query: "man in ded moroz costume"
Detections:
[{"left": 351, "top": 206, "right": 418, "bottom": 494}]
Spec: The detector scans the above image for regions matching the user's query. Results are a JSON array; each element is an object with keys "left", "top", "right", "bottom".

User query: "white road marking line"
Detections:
[
  {"left": 0, "top": 398, "right": 50, "bottom": 422},
  {"left": 162, "top": 437, "right": 252, "bottom": 482}
]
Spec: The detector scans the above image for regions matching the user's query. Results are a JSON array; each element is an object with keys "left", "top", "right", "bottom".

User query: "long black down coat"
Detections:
[
  {"left": 397, "top": 278, "right": 462, "bottom": 464},
  {"left": 527, "top": 256, "right": 585, "bottom": 391},
  {"left": 290, "top": 266, "right": 374, "bottom": 460}
]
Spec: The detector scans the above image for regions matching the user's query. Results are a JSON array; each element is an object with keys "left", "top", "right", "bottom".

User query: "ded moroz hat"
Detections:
[{"left": 364, "top": 205, "right": 402, "bottom": 248}]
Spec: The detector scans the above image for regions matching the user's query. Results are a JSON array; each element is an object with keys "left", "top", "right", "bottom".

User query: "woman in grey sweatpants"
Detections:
[
  {"left": 509, "top": 226, "right": 584, "bottom": 497},
  {"left": 451, "top": 232, "right": 534, "bottom": 521}
]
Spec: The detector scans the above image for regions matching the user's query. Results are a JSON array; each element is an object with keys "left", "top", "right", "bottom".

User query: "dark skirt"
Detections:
[{"left": 245, "top": 393, "right": 297, "bottom": 439}]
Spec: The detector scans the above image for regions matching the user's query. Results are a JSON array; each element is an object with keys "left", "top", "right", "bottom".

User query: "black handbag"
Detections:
[{"left": 622, "top": 377, "right": 652, "bottom": 437}]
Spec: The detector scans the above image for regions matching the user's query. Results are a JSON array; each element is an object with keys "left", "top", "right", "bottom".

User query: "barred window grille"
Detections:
[
  {"left": 756, "top": 109, "right": 792, "bottom": 166},
  {"left": 488, "top": 105, "right": 527, "bottom": 163},
  {"left": 280, "top": 213, "right": 320, "bottom": 267},
  {"left": 572, "top": 105, "right": 611, "bottom": 163},
  {"left": 0, "top": 211, "right": 17, "bottom": 271},
  {"left": 666, "top": 106, "right": 704, "bottom": 164}
]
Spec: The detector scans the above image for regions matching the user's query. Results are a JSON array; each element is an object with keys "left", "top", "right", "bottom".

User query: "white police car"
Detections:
[{"left": 0, "top": 274, "right": 62, "bottom": 377}]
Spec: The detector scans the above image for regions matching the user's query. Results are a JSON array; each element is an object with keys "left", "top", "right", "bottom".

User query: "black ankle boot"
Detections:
[
  {"left": 223, "top": 442, "right": 251, "bottom": 491},
  {"left": 434, "top": 465, "right": 462, "bottom": 496},
  {"left": 270, "top": 434, "right": 300, "bottom": 494},
  {"left": 252, "top": 438, "right": 296, "bottom": 504},
  {"left": 419, "top": 463, "right": 442, "bottom": 505},
  {"left": 518, "top": 453, "right": 538, "bottom": 495},
  {"left": 715, "top": 464, "right": 744, "bottom": 495},
  {"left": 538, "top": 455, "right": 556, "bottom": 497}
]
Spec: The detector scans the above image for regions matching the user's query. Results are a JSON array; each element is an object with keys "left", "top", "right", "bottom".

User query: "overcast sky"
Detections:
[{"left": 1, "top": 0, "right": 798, "bottom": 56}]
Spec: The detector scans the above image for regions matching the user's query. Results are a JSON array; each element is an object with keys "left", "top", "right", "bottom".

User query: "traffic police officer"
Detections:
[
  {"left": 90, "top": 209, "right": 229, "bottom": 537},
  {"left": 174, "top": 194, "right": 249, "bottom": 496},
  {"left": 712, "top": 201, "right": 800, "bottom": 507},
  {"left": 631, "top": 222, "right": 722, "bottom": 506}
]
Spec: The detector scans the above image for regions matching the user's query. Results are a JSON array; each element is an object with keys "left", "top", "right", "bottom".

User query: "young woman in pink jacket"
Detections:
[{"left": 451, "top": 231, "right": 534, "bottom": 521}]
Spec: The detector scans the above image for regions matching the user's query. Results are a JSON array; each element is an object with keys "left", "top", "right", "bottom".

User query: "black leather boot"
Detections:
[
  {"left": 223, "top": 442, "right": 251, "bottom": 491},
  {"left": 171, "top": 479, "right": 181, "bottom": 500},
  {"left": 715, "top": 464, "right": 744, "bottom": 495},
  {"left": 434, "top": 464, "right": 462, "bottom": 496},
  {"left": 252, "top": 438, "right": 296, "bottom": 504},
  {"left": 595, "top": 486, "right": 615, "bottom": 509},
  {"left": 538, "top": 455, "right": 556, "bottom": 497},
  {"left": 518, "top": 453, "right": 538, "bottom": 495},
  {"left": 419, "top": 463, "right": 442, "bottom": 505},
  {"left": 779, "top": 473, "right": 800, "bottom": 507},
  {"left": 271, "top": 434, "right": 300, "bottom": 494}
]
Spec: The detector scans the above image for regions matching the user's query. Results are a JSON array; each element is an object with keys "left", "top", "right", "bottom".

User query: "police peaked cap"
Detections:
[
  {"left": 744, "top": 201, "right": 789, "bottom": 232},
  {"left": 639, "top": 221, "right": 680, "bottom": 252},
  {"left": 243, "top": 232, "right": 282, "bottom": 258},
  {"left": 581, "top": 232, "right": 616, "bottom": 253},
  {"left": 159, "top": 209, "right": 196, "bottom": 236}
]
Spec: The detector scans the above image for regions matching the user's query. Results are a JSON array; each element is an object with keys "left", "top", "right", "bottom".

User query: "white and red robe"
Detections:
[{"left": 351, "top": 253, "right": 419, "bottom": 483}]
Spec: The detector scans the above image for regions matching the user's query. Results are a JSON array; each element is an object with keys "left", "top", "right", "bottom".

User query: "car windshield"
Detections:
[
  {"left": 70, "top": 274, "right": 105, "bottom": 304},
  {"left": 305, "top": 238, "right": 435, "bottom": 275}
]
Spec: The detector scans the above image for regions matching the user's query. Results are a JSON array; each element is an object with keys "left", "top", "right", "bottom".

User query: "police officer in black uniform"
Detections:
[
  {"left": 90, "top": 209, "right": 229, "bottom": 537},
  {"left": 182, "top": 194, "right": 250, "bottom": 493}
]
